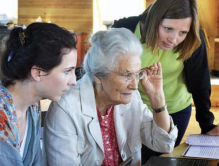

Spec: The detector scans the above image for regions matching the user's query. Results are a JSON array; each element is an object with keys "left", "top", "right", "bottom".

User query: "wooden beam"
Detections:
[
  {"left": 145, "top": 0, "right": 154, "bottom": 8},
  {"left": 18, "top": 0, "right": 93, "bottom": 33},
  {"left": 215, "top": 42, "right": 219, "bottom": 70},
  {"left": 208, "top": 37, "right": 215, "bottom": 70},
  {"left": 197, "top": 0, "right": 218, "bottom": 37},
  {"left": 211, "top": 85, "right": 219, "bottom": 107}
]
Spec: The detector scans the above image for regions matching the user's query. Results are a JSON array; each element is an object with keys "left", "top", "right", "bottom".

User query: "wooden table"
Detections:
[{"left": 161, "top": 143, "right": 188, "bottom": 158}]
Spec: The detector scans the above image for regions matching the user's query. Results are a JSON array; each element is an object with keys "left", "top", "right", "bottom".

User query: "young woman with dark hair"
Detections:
[{"left": 0, "top": 22, "right": 77, "bottom": 166}]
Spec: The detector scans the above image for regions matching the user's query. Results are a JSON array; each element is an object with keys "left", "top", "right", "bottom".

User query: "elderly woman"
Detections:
[{"left": 44, "top": 28, "right": 178, "bottom": 166}]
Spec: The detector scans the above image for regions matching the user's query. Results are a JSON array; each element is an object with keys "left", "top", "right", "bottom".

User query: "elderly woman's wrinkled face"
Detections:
[{"left": 99, "top": 55, "right": 141, "bottom": 105}]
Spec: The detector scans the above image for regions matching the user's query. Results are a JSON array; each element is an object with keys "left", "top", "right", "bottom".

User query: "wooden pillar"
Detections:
[
  {"left": 215, "top": 43, "right": 219, "bottom": 70},
  {"left": 76, "top": 32, "right": 82, "bottom": 67},
  {"left": 197, "top": 0, "right": 218, "bottom": 70},
  {"left": 211, "top": 85, "right": 219, "bottom": 107},
  {"left": 208, "top": 37, "right": 215, "bottom": 70},
  {"left": 145, "top": 0, "right": 154, "bottom": 8}
]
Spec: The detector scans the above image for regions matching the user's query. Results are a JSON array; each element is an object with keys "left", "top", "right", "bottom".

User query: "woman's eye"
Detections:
[
  {"left": 180, "top": 31, "right": 188, "bottom": 35},
  {"left": 64, "top": 69, "right": 71, "bottom": 74},
  {"left": 125, "top": 73, "right": 134, "bottom": 80},
  {"left": 164, "top": 27, "right": 172, "bottom": 31}
]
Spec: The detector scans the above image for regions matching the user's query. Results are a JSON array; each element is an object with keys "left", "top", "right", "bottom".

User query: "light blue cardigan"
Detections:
[{"left": 0, "top": 85, "right": 41, "bottom": 166}]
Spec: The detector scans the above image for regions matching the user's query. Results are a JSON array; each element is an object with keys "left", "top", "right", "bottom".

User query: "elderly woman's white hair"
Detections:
[{"left": 83, "top": 28, "right": 143, "bottom": 82}]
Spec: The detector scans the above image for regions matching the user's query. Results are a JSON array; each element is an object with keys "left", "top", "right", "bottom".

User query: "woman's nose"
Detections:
[
  {"left": 68, "top": 74, "right": 77, "bottom": 86},
  {"left": 128, "top": 77, "right": 138, "bottom": 90},
  {"left": 168, "top": 33, "right": 178, "bottom": 45}
]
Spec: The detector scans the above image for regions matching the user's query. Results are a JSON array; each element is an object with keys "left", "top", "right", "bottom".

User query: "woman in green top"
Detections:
[{"left": 112, "top": 0, "right": 219, "bottom": 164}]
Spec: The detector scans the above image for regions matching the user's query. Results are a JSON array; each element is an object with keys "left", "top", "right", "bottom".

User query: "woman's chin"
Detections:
[
  {"left": 49, "top": 95, "right": 62, "bottom": 102},
  {"left": 120, "top": 98, "right": 132, "bottom": 105}
]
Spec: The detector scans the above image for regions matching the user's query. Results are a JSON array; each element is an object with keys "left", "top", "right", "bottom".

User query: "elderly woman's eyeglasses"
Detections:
[{"left": 111, "top": 70, "right": 146, "bottom": 82}]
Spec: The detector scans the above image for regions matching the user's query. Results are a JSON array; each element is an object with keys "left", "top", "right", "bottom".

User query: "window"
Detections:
[{"left": 93, "top": 0, "right": 145, "bottom": 32}]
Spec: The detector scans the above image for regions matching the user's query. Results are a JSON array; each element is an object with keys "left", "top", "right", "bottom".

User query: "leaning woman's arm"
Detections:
[
  {"left": 184, "top": 30, "right": 216, "bottom": 134},
  {"left": 44, "top": 100, "right": 81, "bottom": 166}
]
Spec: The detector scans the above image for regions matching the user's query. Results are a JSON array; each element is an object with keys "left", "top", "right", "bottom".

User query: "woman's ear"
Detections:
[
  {"left": 31, "top": 66, "right": 44, "bottom": 81},
  {"left": 93, "top": 75, "right": 102, "bottom": 84}
]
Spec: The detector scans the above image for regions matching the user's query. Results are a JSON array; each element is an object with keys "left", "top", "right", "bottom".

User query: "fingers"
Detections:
[
  {"left": 142, "top": 62, "right": 162, "bottom": 76},
  {"left": 157, "top": 62, "right": 162, "bottom": 75},
  {"left": 152, "top": 63, "right": 158, "bottom": 75},
  {"left": 141, "top": 74, "right": 149, "bottom": 85}
]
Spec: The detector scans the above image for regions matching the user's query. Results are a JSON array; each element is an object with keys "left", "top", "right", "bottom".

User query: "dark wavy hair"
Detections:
[
  {"left": 0, "top": 22, "right": 77, "bottom": 87},
  {"left": 140, "top": 0, "right": 200, "bottom": 60}
]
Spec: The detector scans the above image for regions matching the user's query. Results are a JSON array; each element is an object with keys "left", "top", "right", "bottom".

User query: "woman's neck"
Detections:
[
  {"left": 6, "top": 80, "right": 41, "bottom": 114},
  {"left": 94, "top": 86, "right": 113, "bottom": 116}
]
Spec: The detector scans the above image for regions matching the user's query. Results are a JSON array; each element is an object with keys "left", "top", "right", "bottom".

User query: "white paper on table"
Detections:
[
  {"left": 183, "top": 145, "right": 219, "bottom": 159},
  {"left": 186, "top": 134, "right": 219, "bottom": 146}
]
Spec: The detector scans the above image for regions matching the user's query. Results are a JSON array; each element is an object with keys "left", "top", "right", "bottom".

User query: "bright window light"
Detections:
[
  {"left": 99, "top": 0, "right": 145, "bottom": 21},
  {"left": 0, "top": 0, "right": 18, "bottom": 19},
  {"left": 93, "top": 0, "right": 145, "bottom": 32}
]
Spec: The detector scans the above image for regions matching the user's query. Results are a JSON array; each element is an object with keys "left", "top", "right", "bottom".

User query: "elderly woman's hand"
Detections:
[
  {"left": 141, "top": 62, "right": 163, "bottom": 95},
  {"left": 140, "top": 62, "right": 165, "bottom": 109}
]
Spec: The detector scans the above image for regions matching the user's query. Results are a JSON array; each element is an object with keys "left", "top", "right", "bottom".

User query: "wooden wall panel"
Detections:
[
  {"left": 18, "top": 0, "right": 92, "bottom": 66},
  {"left": 76, "top": 33, "right": 90, "bottom": 67},
  {"left": 197, "top": 0, "right": 217, "bottom": 37},
  {"left": 145, "top": 0, "right": 154, "bottom": 7},
  {"left": 18, "top": 0, "right": 93, "bottom": 33},
  {"left": 211, "top": 85, "right": 219, "bottom": 107},
  {"left": 215, "top": 42, "right": 219, "bottom": 70},
  {"left": 208, "top": 37, "right": 215, "bottom": 70},
  {"left": 197, "top": 0, "right": 218, "bottom": 71},
  {"left": 215, "top": 1, "right": 219, "bottom": 71},
  {"left": 217, "top": 0, "right": 219, "bottom": 50}
]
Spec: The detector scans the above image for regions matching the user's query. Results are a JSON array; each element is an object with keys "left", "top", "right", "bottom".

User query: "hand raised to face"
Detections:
[{"left": 140, "top": 62, "right": 163, "bottom": 98}]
